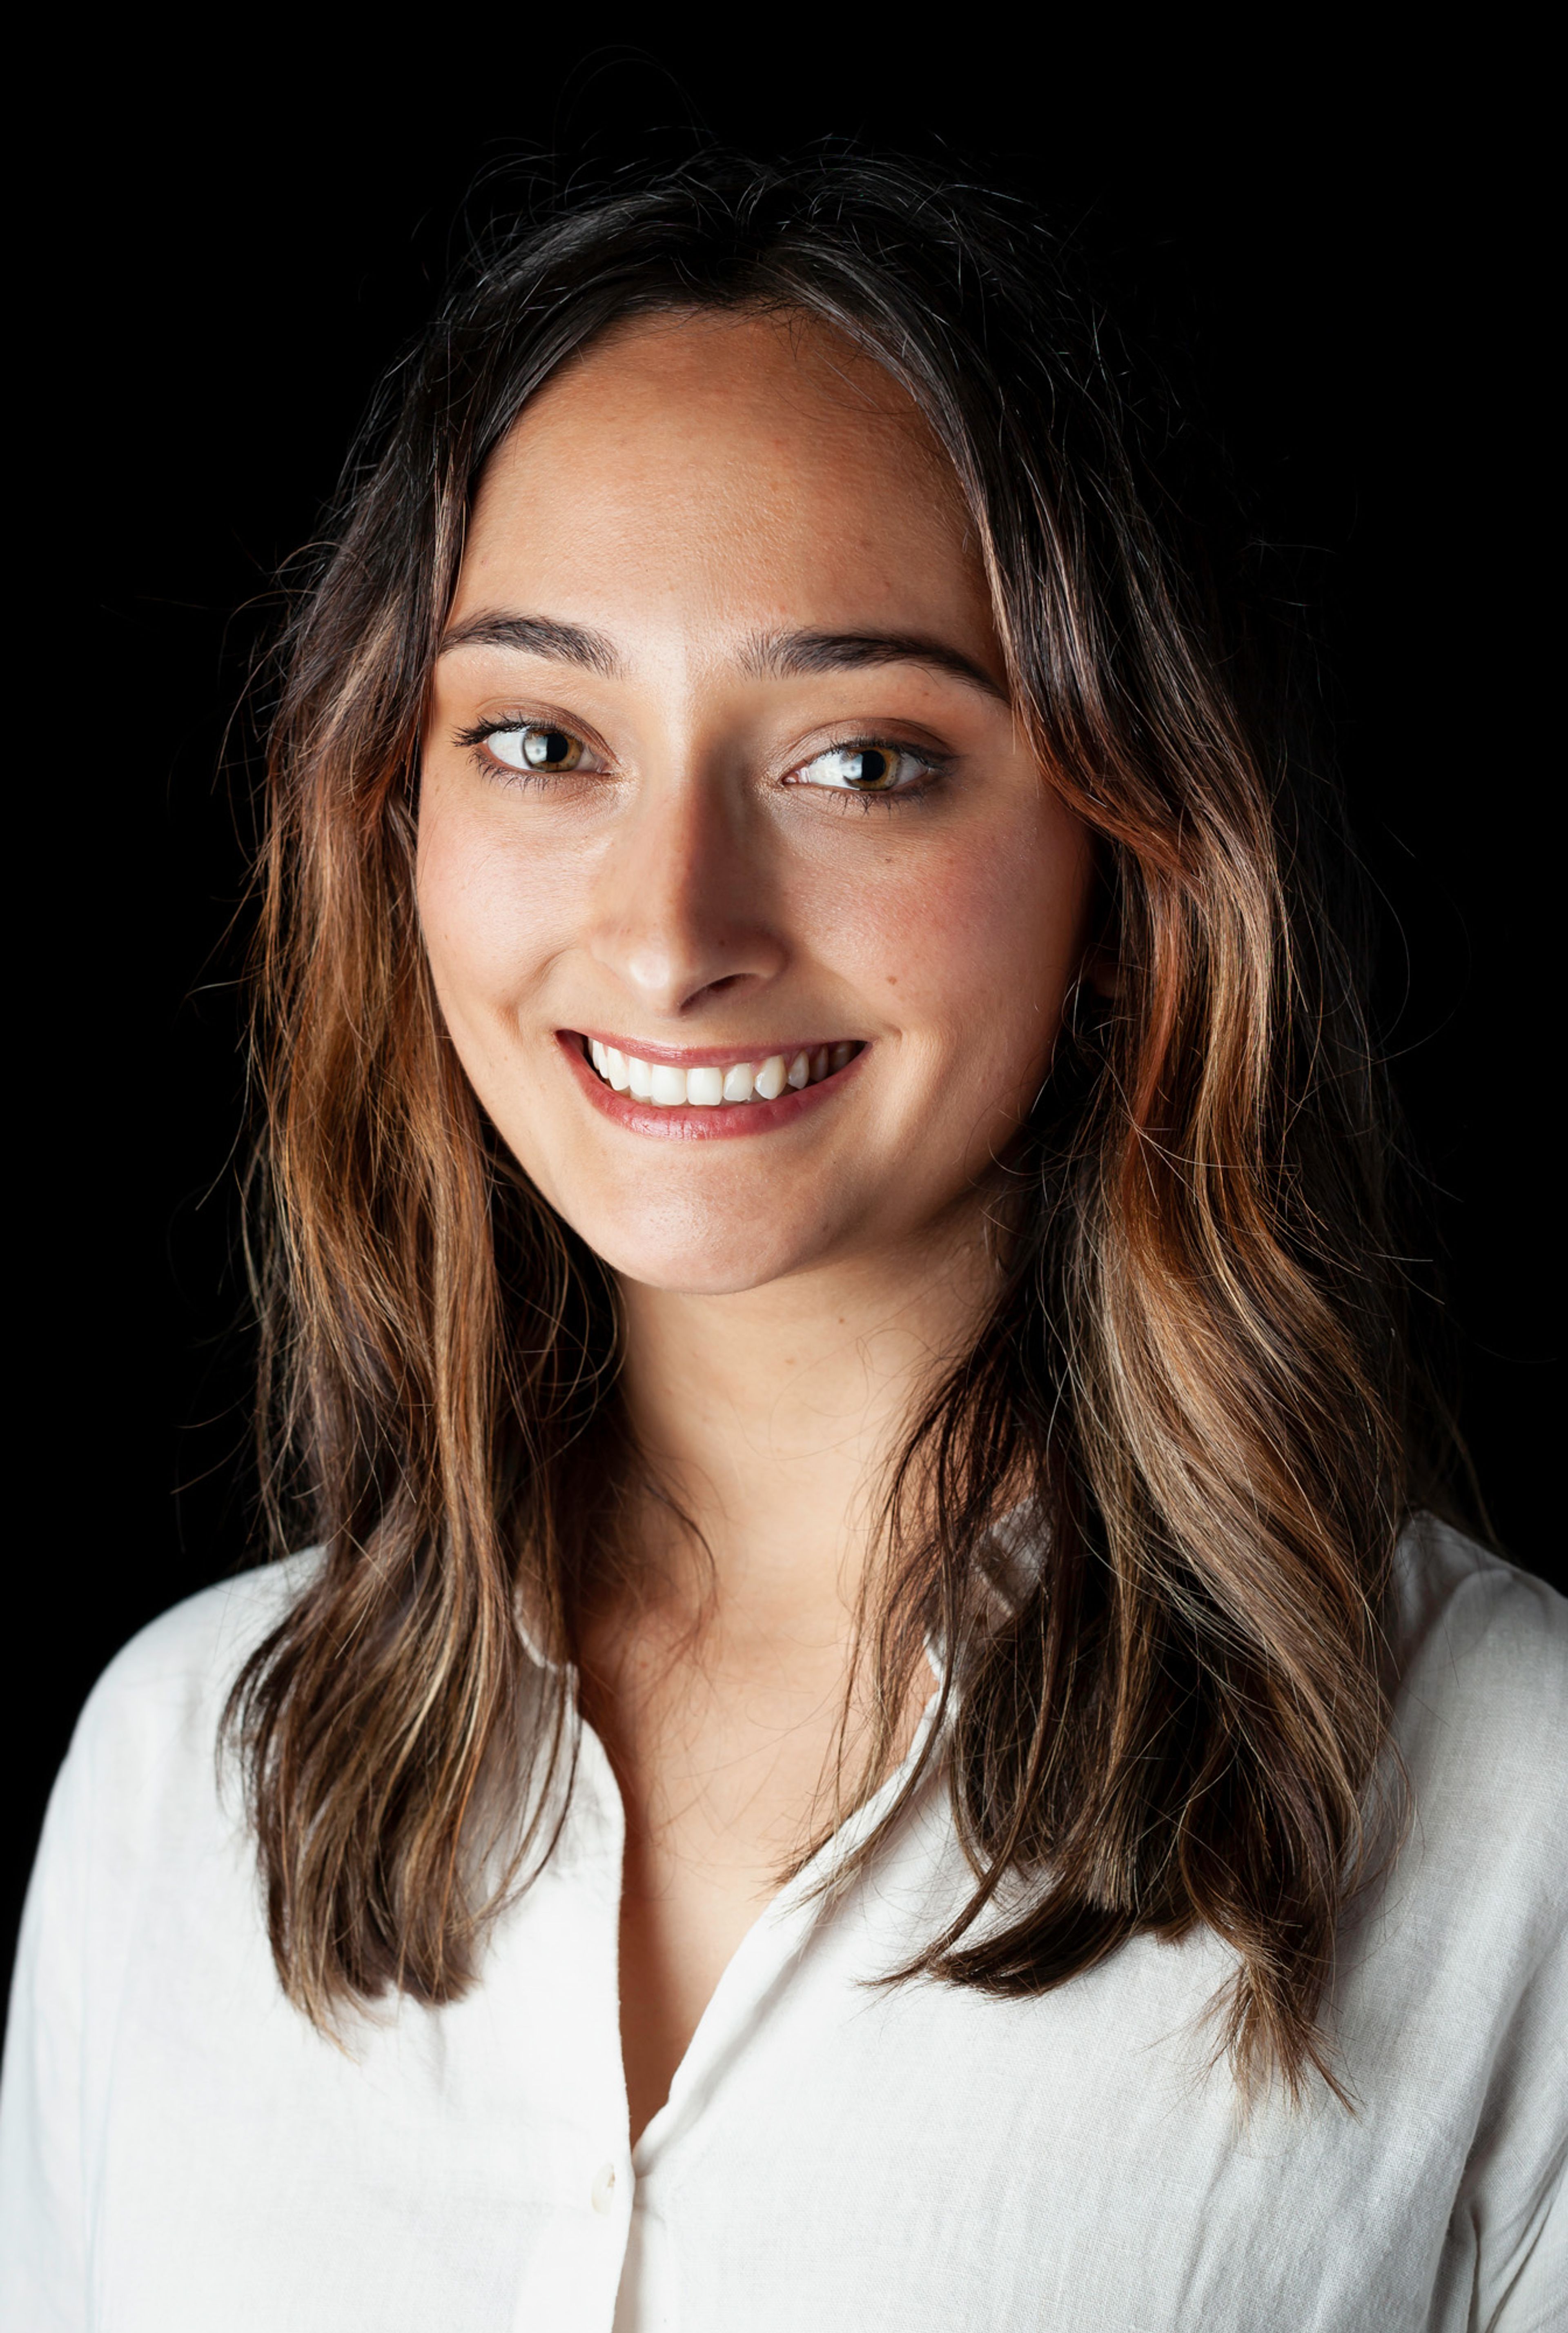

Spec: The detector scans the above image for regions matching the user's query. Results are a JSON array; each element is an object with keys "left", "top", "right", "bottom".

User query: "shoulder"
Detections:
[
  {"left": 64, "top": 1553, "right": 322, "bottom": 1817},
  {"left": 82, "top": 1549, "right": 322, "bottom": 1715},
  {"left": 19, "top": 1558, "right": 320, "bottom": 2010},
  {"left": 1, "top": 1561, "right": 325, "bottom": 2289},
  {"left": 1363, "top": 1525, "right": 1566, "bottom": 2306},
  {"left": 1387, "top": 1516, "right": 1567, "bottom": 1923},
  {"left": 1391, "top": 1516, "right": 1567, "bottom": 1746},
  {"left": 9, "top": 1556, "right": 322, "bottom": 2065}
]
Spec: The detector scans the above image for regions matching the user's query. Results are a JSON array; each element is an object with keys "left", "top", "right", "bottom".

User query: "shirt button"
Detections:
[{"left": 591, "top": 2162, "right": 618, "bottom": 2215}]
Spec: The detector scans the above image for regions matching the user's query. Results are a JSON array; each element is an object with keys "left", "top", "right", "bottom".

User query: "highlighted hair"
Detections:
[{"left": 227, "top": 156, "right": 1453, "bottom": 2096}]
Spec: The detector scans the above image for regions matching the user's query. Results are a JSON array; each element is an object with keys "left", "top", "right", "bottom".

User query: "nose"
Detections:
[{"left": 585, "top": 773, "right": 787, "bottom": 1018}]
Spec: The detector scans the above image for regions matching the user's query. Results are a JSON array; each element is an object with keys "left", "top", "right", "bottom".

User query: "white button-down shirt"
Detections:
[{"left": 2, "top": 1520, "right": 1564, "bottom": 2330}]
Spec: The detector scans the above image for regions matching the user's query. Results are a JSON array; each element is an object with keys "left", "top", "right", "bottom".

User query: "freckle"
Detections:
[{"left": 886, "top": 974, "right": 899, "bottom": 985}]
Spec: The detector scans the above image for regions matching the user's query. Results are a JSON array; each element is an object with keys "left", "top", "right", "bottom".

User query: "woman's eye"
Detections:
[
  {"left": 791, "top": 744, "right": 929, "bottom": 793},
  {"left": 487, "top": 724, "right": 586, "bottom": 774}
]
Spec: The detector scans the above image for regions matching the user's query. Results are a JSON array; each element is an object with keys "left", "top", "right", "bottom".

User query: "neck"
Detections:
[{"left": 611, "top": 1208, "right": 998, "bottom": 1646}]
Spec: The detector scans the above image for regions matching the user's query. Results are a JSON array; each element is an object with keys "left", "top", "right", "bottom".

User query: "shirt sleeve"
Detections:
[
  {"left": 1425, "top": 1549, "right": 1568, "bottom": 2333},
  {"left": 0, "top": 1722, "right": 94, "bottom": 2332},
  {"left": 1484, "top": 2097, "right": 1566, "bottom": 2332}
]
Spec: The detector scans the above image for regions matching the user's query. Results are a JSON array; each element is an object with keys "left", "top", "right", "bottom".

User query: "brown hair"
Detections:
[{"left": 227, "top": 156, "right": 1451, "bottom": 2096}]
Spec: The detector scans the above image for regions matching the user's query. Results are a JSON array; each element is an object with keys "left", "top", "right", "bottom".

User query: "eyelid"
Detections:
[
  {"left": 450, "top": 718, "right": 950, "bottom": 789},
  {"left": 455, "top": 710, "right": 614, "bottom": 778},
  {"left": 455, "top": 710, "right": 599, "bottom": 751},
  {"left": 787, "top": 737, "right": 949, "bottom": 788}
]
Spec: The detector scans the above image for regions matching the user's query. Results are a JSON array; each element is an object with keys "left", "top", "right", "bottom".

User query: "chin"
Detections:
[
  {"left": 620, "top": 1260, "right": 795, "bottom": 1298},
  {"left": 567, "top": 1203, "right": 837, "bottom": 1298}
]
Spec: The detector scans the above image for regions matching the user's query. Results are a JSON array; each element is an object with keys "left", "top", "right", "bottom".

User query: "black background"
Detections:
[{"left": 8, "top": 38, "right": 1559, "bottom": 2003}]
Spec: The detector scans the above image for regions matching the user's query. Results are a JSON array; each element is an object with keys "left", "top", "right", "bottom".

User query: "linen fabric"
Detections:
[{"left": 1, "top": 1519, "right": 1564, "bottom": 2331}]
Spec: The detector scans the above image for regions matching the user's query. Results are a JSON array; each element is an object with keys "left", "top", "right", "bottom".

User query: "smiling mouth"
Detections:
[{"left": 578, "top": 1035, "right": 863, "bottom": 1106}]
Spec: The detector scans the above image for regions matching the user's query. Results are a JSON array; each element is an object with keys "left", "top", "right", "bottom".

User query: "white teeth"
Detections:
[{"left": 587, "top": 1042, "right": 857, "bottom": 1104}]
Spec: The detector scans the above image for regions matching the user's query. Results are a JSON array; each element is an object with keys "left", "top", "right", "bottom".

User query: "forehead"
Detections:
[{"left": 455, "top": 310, "right": 984, "bottom": 641}]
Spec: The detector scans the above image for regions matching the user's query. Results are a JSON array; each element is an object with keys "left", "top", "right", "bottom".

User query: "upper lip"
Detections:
[{"left": 568, "top": 1029, "right": 862, "bottom": 1067}]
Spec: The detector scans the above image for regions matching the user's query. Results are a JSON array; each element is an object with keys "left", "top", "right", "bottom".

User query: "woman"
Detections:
[{"left": 2, "top": 157, "right": 1562, "bottom": 2331}]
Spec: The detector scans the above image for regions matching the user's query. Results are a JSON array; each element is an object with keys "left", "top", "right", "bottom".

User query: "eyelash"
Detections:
[
  {"left": 455, "top": 717, "right": 949, "bottom": 808},
  {"left": 796, "top": 737, "right": 947, "bottom": 811},
  {"left": 454, "top": 717, "right": 588, "bottom": 791}
]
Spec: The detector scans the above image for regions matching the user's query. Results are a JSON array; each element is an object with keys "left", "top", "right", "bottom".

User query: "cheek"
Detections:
[
  {"left": 416, "top": 788, "right": 562, "bottom": 1018},
  {"left": 803, "top": 803, "right": 1091, "bottom": 1060}
]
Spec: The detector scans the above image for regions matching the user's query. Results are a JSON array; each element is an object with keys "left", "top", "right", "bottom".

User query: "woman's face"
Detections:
[{"left": 419, "top": 310, "right": 1094, "bottom": 1296}]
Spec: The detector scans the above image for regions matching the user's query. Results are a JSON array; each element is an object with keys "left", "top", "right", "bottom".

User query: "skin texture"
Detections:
[{"left": 418, "top": 310, "right": 1096, "bottom": 2144}]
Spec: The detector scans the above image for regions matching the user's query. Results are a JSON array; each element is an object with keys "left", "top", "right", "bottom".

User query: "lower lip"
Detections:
[{"left": 557, "top": 1033, "right": 865, "bottom": 1140}]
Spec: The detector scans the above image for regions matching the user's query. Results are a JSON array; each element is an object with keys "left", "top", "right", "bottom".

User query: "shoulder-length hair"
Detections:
[{"left": 227, "top": 153, "right": 1443, "bottom": 2097}]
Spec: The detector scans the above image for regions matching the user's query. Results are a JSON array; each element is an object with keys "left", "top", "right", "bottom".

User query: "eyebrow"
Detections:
[
  {"left": 438, "top": 612, "right": 621, "bottom": 675},
  {"left": 437, "top": 612, "right": 1008, "bottom": 703},
  {"left": 747, "top": 628, "right": 1009, "bottom": 703}
]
